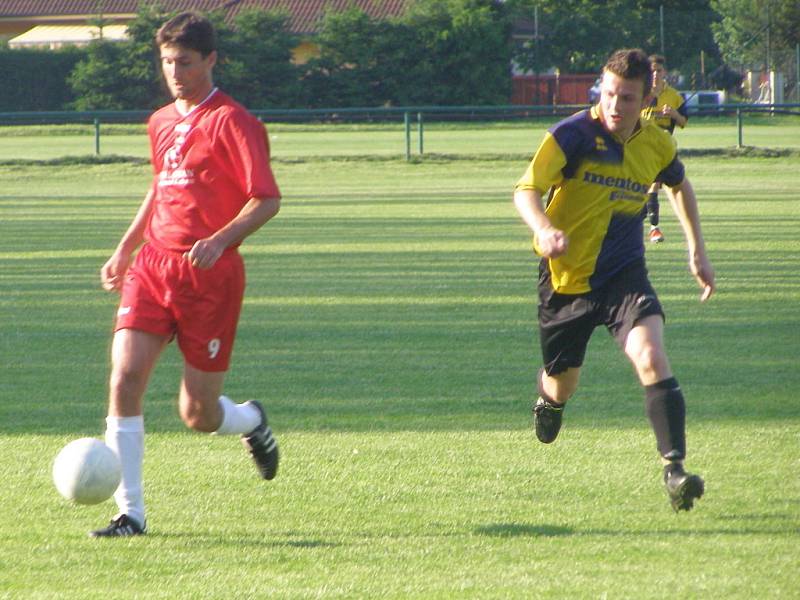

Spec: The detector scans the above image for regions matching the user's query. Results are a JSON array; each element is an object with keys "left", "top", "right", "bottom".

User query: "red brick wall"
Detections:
[{"left": 512, "top": 74, "right": 599, "bottom": 106}]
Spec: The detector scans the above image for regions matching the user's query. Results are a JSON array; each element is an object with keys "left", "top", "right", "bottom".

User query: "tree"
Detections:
[
  {"left": 639, "top": 0, "right": 722, "bottom": 79},
  {"left": 119, "top": 2, "right": 174, "bottom": 108},
  {"left": 215, "top": 8, "right": 299, "bottom": 108},
  {"left": 301, "top": 8, "right": 423, "bottom": 107},
  {"left": 69, "top": 4, "right": 300, "bottom": 110},
  {"left": 68, "top": 40, "right": 130, "bottom": 110},
  {"left": 509, "top": 0, "right": 720, "bottom": 77},
  {"left": 402, "top": 0, "right": 513, "bottom": 105},
  {"left": 299, "top": 8, "right": 384, "bottom": 107},
  {"left": 69, "top": 3, "right": 172, "bottom": 110},
  {"left": 303, "top": 0, "right": 513, "bottom": 107},
  {"left": 711, "top": 0, "right": 800, "bottom": 71}
]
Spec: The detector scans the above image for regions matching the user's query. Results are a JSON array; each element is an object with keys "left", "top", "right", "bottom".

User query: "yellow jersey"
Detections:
[
  {"left": 641, "top": 83, "right": 687, "bottom": 134},
  {"left": 515, "top": 106, "right": 685, "bottom": 295}
]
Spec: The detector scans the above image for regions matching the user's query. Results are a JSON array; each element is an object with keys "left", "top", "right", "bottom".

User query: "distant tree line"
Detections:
[
  {"left": 0, "top": 0, "right": 796, "bottom": 112},
  {"left": 509, "top": 0, "right": 798, "bottom": 93},
  {"left": 510, "top": 0, "right": 721, "bottom": 76},
  {"left": 0, "top": 0, "right": 513, "bottom": 112}
]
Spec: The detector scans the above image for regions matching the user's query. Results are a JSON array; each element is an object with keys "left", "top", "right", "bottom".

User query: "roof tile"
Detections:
[{"left": 0, "top": 1, "right": 412, "bottom": 34}]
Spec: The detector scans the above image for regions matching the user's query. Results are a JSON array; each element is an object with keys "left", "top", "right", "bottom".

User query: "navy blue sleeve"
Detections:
[
  {"left": 549, "top": 111, "right": 596, "bottom": 179},
  {"left": 656, "top": 156, "right": 685, "bottom": 187}
]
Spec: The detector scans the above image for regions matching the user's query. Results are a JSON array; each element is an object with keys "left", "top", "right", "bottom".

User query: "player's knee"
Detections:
[
  {"left": 631, "top": 344, "right": 669, "bottom": 381},
  {"left": 109, "top": 365, "right": 146, "bottom": 399}
]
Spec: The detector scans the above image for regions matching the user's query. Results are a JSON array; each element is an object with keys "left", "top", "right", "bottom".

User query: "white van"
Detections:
[{"left": 680, "top": 90, "right": 726, "bottom": 112}]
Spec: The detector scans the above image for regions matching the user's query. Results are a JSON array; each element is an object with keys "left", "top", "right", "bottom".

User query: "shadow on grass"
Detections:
[
  {"left": 476, "top": 521, "right": 800, "bottom": 538},
  {"left": 475, "top": 523, "right": 573, "bottom": 538},
  {"left": 150, "top": 531, "right": 340, "bottom": 549},
  {"left": 714, "top": 512, "right": 800, "bottom": 521}
]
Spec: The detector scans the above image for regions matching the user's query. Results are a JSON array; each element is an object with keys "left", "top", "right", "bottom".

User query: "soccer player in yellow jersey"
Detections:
[
  {"left": 641, "top": 54, "right": 688, "bottom": 243},
  {"left": 513, "top": 49, "right": 715, "bottom": 512}
]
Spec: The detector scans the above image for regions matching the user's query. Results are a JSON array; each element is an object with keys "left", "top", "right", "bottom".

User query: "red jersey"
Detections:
[{"left": 146, "top": 89, "right": 280, "bottom": 253}]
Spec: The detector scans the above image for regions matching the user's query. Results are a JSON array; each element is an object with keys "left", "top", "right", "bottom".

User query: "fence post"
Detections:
[
  {"left": 404, "top": 111, "right": 410, "bottom": 161},
  {"left": 417, "top": 112, "right": 424, "bottom": 155},
  {"left": 796, "top": 43, "right": 799, "bottom": 102},
  {"left": 736, "top": 108, "right": 743, "bottom": 149},
  {"left": 94, "top": 118, "right": 100, "bottom": 155}
]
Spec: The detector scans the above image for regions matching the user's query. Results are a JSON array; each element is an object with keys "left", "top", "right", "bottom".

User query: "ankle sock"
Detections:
[{"left": 213, "top": 396, "right": 261, "bottom": 435}]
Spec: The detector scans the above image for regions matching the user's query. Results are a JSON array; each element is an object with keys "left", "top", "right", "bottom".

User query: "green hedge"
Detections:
[{"left": 0, "top": 47, "right": 85, "bottom": 111}]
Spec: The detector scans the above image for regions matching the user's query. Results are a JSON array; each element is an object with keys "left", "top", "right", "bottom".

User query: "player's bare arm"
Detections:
[
  {"left": 185, "top": 195, "right": 281, "bottom": 269},
  {"left": 661, "top": 105, "right": 688, "bottom": 128},
  {"left": 667, "top": 178, "right": 715, "bottom": 301},
  {"left": 101, "top": 189, "right": 155, "bottom": 291},
  {"left": 513, "top": 188, "right": 568, "bottom": 258}
]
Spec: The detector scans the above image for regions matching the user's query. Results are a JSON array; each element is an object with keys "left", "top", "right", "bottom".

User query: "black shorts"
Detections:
[{"left": 538, "top": 259, "right": 664, "bottom": 376}]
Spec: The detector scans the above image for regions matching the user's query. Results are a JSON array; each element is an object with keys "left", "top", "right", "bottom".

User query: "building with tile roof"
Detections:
[{"left": 0, "top": 0, "right": 411, "bottom": 55}]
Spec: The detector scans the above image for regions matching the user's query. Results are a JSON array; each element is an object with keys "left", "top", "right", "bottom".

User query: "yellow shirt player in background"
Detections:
[
  {"left": 513, "top": 48, "right": 714, "bottom": 512},
  {"left": 641, "top": 54, "right": 688, "bottom": 243}
]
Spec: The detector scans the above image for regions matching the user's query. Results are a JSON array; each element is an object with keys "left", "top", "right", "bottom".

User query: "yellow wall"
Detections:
[
  {"left": 2, "top": 17, "right": 322, "bottom": 62},
  {"left": 291, "top": 40, "right": 320, "bottom": 65}
]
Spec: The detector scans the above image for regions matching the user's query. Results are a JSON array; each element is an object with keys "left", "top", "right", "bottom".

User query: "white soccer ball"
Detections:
[{"left": 52, "top": 438, "right": 121, "bottom": 505}]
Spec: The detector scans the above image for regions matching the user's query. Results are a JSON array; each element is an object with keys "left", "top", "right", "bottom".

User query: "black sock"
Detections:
[
  {"left": 645, "top": 377, "right": 686, "bottom": 460},
  {"left": 646, "top": 192, "right": 659, "bottom": 226}
]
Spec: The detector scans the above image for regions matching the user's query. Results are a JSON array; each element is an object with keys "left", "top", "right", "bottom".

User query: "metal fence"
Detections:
[{"left": 1, "top": 103, "right": 798, "bottom": 161}]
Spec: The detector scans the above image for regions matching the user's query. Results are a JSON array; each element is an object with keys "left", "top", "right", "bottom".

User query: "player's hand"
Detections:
[
  {"left": 100, "top": 251, "right": 130, "bottom": 292},
  {"left": 536, "top": 227, "right": 569, "bottom": 258},
  {"left": 689, "top": 251, "right": 715, "bottom": 302},
  {"left": 184, "top": 237, "right": 226, "bottom": 269}
]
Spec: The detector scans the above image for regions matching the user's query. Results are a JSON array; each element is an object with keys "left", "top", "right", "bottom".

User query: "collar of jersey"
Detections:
[
  {"left": 590, "top": 104, "right": 644, "bottom": 144},
  {"left": 174, "top": 87, "right": 219, "bottom": 118}
]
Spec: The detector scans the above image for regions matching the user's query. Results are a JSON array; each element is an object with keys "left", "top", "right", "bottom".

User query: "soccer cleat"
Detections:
[
  {"left": 89, "top": 514, "right": 146, "bottom": 538},
  {"left": 241, "top": 401, "right": 279, "bottom": 480},
  {"left": 649, "top": 226, "right": 664, "bottom": 243},
  {"left": 664, "top": 464, "right": 705, "bottom": 512},
  {"left": 532, "top": 397, "right": 565, "bottom": 444}
]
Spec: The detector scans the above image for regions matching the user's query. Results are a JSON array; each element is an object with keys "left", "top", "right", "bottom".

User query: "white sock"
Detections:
[
  {"left": 105, "top": 415, "right": 145, "bottom": 528},
  {"left": 213, "top": 396, "right": 261, "bottom": 435}
]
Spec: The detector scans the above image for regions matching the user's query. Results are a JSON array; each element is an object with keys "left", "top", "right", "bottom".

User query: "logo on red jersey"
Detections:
[{"left": 159, "top": 123, "right": 195, "bottom": 187}]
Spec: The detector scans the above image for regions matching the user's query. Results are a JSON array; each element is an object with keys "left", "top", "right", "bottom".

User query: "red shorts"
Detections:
[{"left": 116, "top": 243, "right": 245, "bottom": 372}]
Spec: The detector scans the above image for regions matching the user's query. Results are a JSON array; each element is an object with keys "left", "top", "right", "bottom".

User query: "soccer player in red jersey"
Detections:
[{"left": 91, "top": 12, "right": 281, "bottom": 537}]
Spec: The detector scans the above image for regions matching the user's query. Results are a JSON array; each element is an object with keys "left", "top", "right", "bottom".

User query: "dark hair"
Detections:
[
  {"left": 604, "top": 48, "right": 651, "bottom": 96},
  {"left": 649, "top": 54, "right": 666, "bottom": 67},
  {"left": 156, "top": 12, "right": 216, "bottom": 56}
]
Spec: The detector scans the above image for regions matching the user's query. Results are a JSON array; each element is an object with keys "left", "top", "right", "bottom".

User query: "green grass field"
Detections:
[{"left": 0, "top": 125, "right": 799, "bottom": 598}]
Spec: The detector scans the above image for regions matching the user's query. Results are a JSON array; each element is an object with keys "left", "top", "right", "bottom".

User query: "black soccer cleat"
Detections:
[
  {"left": 532, "top": 396, "right": 565, "bottom": 444},
  {"left": 89, "top": 514, "right": 146, "bottom": 538},
  {"left": 664, "top": 464, "right": 705, "bottom": 512},
  {"left": 241, "top": 400, "right": 279, "bottom": 480}
]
